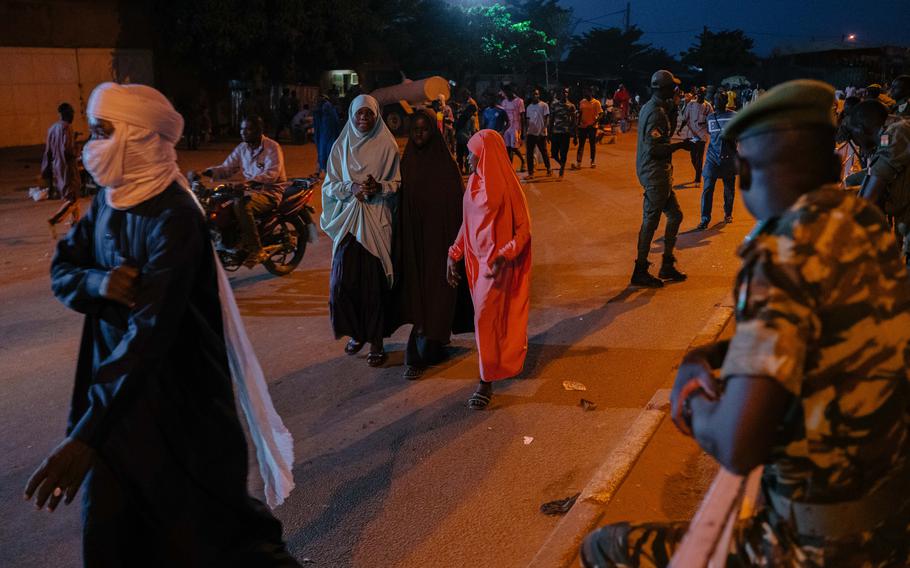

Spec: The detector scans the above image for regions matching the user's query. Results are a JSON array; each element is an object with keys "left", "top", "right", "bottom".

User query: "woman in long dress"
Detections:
[
  {"left": 447, "top": 129, "right": 532, "bottom": 409},
  {"left": 321, "top": 95, "right": 400, "bottom": 366},
  {"left": 394, "top": 110, "right": 473, "bottom": 379}
]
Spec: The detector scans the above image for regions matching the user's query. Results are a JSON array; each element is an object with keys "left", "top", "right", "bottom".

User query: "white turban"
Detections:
[
  {"left": 84, "top": 82, "right": 188, "bottom": 210},
  {"left": 87, "top": 82, "right": 184, "bottom": 143}
]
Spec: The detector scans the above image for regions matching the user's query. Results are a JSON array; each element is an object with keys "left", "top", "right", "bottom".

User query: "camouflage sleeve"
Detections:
[
  {"left": 721, "top": 246, "right": 819, "bottom": 395},
  {"left": 870, "top": 124, "right": 910, "bottom": 182}
]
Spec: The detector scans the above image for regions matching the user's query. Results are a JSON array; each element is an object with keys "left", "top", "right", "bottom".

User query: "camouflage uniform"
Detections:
[
  {"left": 587, "top": 187, "right": 910, "bottom": 567},
  {"left": 869, "top": 119, "right": 910, "bottom": 265}
]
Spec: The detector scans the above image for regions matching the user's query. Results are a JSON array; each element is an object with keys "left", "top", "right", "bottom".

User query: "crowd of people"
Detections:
[{"left": 26, "top": 66, "right": 910, "bottom": 566}]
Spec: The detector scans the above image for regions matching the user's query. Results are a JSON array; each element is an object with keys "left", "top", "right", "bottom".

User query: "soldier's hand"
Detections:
[
  {"left": 24, "top": 438, "right": 95, "bottom": 512},
  {"left": 100, "top": 264, "right": 139, "bottom": 308},
  {"left": 670, "top": 356, "right": 719, "bottom": 436}
]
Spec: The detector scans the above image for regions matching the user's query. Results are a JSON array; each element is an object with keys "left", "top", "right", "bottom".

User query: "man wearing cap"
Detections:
[
  {"left": 890, "top": 75, "right": 910, "bottom": 118},
  {"left": 27, "top": 83, "right": 300, "bottom": 566},
  {"left": 676, "top": 86, "right": 713, "bottom": 186},
  {"left": 844, "top": 98, "right": 910, "bottom": 265},
  {"left": 581, "top": 79, "right": 910, "bottom": 567},
  {"left": 631, "top": 69, "right": 690, "bottom": 288}
]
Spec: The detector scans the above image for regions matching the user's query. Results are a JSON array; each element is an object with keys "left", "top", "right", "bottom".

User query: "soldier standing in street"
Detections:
[
  {"left": 631, "top": 70, "right": 690, "bottom": 288},
  {"left": 845, "top": 99, "right": 910, "bottom": 265},
  {"left": 582, "top": 79, "right": 910, "bottom": 567}
]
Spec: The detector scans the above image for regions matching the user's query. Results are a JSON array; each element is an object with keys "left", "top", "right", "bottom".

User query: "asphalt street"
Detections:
[{"left": 0, "top": 132, "right": 751, "bottom": 567}]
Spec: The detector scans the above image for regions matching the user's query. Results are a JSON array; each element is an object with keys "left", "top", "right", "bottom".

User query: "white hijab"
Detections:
[
  {"left": 82, "top": 82, "right": 295, "bottom": 508},
  {"left": 320, "top": 94, "right": 401, "bottom": 283}
]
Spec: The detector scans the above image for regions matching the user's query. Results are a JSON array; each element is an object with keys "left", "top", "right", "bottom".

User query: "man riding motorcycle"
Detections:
[{"left": 189, "top": 115, "right": 286, "bottom": 264}]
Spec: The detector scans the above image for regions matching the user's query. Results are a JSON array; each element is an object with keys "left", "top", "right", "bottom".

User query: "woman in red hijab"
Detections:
[{"left": 447, "top": 129, "right": 532, "bottom": 409}]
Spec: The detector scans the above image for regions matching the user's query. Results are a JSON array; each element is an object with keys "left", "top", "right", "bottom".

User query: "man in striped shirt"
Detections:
[{"left": 696, "top": 93, "right": 737, "bottom": 230}]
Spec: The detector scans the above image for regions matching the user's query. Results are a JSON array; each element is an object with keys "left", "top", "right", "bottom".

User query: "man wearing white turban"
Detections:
[{"left": 26, "top": 83, "right": 300, "bottom": 567}]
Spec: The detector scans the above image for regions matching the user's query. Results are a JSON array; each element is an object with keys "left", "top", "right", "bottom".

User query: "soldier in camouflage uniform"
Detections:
[
  {"left": 581, "top": 80, "right": 910, "bottom": 567},
  {"left": 844, "top": 99, "right": 910, "bottom": 265}
]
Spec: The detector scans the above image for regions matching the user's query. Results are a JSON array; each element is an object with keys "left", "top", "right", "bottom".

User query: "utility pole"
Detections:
[{"left": 624, "top": 2, "right": 630, "bottom": 32}]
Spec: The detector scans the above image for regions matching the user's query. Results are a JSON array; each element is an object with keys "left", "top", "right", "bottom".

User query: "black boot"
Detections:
[
  {"left": 630, "top": 260, "right": 664, "bottom": 288},
  {"left": 658, "top": 256, "right": 687, "bottom": 281}
]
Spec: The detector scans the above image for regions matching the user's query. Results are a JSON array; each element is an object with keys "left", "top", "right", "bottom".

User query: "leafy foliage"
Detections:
[{"left": 681, "top": 29, "right": 758, "bottom": 80}]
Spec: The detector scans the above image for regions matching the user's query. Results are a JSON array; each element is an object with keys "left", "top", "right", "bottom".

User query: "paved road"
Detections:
[{"left": 0, "top": 134, "right": 750, "bottom": 567}]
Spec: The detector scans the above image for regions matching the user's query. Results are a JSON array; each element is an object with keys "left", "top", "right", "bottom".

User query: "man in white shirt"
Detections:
[
  {"left": 522, "top": 89, "right": 551, "bottom": 180},
  {"left": 676, "top": 87, "right": 712, "bottom": 185},
  {"left": 190, "top": 115, "right": 287, "bottom": 264}
]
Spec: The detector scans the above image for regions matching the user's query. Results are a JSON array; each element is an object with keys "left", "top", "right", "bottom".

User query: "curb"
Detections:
[{"left": 527, "top": 300, "right": 735, "bottom": 568}]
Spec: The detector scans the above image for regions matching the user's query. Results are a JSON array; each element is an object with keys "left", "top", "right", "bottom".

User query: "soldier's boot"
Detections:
[
  {"left": 631, "top": 260, "right": 664, "bottom": 288},
  {"left": 658, "top": 256, "right": 688, "bottom": 281}
]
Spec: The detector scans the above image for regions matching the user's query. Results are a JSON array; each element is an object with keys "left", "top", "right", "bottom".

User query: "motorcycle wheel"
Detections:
[{"left": 263, "top": 215, "right": 308, "bottom": 276}]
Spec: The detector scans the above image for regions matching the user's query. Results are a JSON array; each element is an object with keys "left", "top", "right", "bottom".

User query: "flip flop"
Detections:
[
  {"left": 345, "top": 339, "right": 364, "bottom": 355},
  {"left": 367, "top": 351, "right": 387, "bottom": 367},
  {"left": 467, "top": 391, "right": 491, "bottom": 410},
  {"left": 403, "top": 366, "right": 425, "bottom": 380}
]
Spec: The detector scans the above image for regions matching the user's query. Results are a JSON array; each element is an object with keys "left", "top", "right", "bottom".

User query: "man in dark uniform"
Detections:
[
  {"left": 582, "top": 79, "right": 910, "bottom": 567},
  {"left": 845, "top": 99, "right": 910, "bottom": 265},
  {"left": 25, "top": 82, "right": 299, "bottom": 567},
  {"left": 890, "top": 75, "right": 910, "bottom": 118},
  {"left": 631, "top": 69, "right": 690, "bottom": 288}
]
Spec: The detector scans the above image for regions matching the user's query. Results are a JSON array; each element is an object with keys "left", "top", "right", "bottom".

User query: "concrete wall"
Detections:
[{"left": 0, "top": 46, "right": 153, "bottom": 147}]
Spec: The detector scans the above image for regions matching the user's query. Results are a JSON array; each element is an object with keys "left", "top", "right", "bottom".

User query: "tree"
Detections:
[
  {"left": 681, "top": 28, "right": 757, "bottom": 81},
  {"left": 566, "top": 26, "right": 678, "bottom": 79}
]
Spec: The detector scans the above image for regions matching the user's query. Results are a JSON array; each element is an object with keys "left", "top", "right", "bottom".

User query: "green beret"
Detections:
[{"left": 723, "top": 79, "right": 836, "bottom": 141}]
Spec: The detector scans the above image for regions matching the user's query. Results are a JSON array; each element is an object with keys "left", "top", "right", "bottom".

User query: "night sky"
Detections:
[{"left": 562, "top": 0, "right": 910, "bottom": 55}]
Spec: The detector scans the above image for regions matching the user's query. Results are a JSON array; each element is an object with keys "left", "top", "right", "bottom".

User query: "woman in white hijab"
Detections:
[{"left": 321, "top": 94, "right": 401, "bottom": 367}]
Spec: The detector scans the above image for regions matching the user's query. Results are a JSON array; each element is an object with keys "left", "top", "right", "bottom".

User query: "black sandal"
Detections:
[
  {"left": 345, "top": 339, "right": 364, "bottom": 355},
  {"left": 367, "top": 351, "right": 387, "bottom": 367},
  {"left": 467, "top": 391, "right": 492, "bottom": 410},
  {"left": 403, "top": 366, "right": 425, "bottom": 380}
]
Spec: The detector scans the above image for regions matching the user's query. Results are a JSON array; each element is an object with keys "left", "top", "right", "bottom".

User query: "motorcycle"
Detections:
[{"left": 191, "top": 177, "right": 319, "bottom": 276}]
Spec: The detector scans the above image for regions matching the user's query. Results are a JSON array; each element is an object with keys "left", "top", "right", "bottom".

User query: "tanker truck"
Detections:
[{"left": 369, "top": 76, "right": 450, "bottom": 135}]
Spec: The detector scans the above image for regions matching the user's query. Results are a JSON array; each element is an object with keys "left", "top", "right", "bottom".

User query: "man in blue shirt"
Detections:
[
  {"left": 480, "top": 94, "right": 510, "bottom": 135},
  {"left": 696, "top": 92, "right": 737, "bottom": 230}
]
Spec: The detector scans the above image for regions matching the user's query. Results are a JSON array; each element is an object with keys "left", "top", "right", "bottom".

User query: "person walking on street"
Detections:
[
  {"left": 613, "top": 84, "right": 631, "bottom": 132},
  {"left": 549, "top": 87, "right": 577, "bottom": 178},
  {"left": 479, "top": 93, "right": 510, "bottom": 136},
  {"left": 677, "top": 87, "right": 712, "bottom": 185},
  {"left": 447, "top": 130, "right": 531, "bottom": 410},
  {"left": 43, "top": 102, "right": 82, "bottom": 235},
  {"left": 321, "top": 95, "right": 401, "bottom": 367},
  {"left": 573, "top": 87, "right": 602, "bottom": 169},
  {"left": 582, "top": 79, "right": 910, "bottom": 568},
  {"left": 696, "top": 92, "right": 737, "bottom": 230},
  {"left": 455, "top": 90, "right": 479, "bottom": 175},
  {"left": 500, "top": 84, "right": 526, "bottom": 172},
  {"left": 393, "top": 111, "right": 473, "bottom": 379},
  {"left": 631, "top": 70, "right": 691, "bottom": 288},
  {"left": 523, "top": 89, "right": 551, "bottom": 181},
  {"left": 314, "top": 94, "right": 342, "bottom": 176},
  {"left": 30, "top": 82, "right": 298, "bottom": 567}
]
